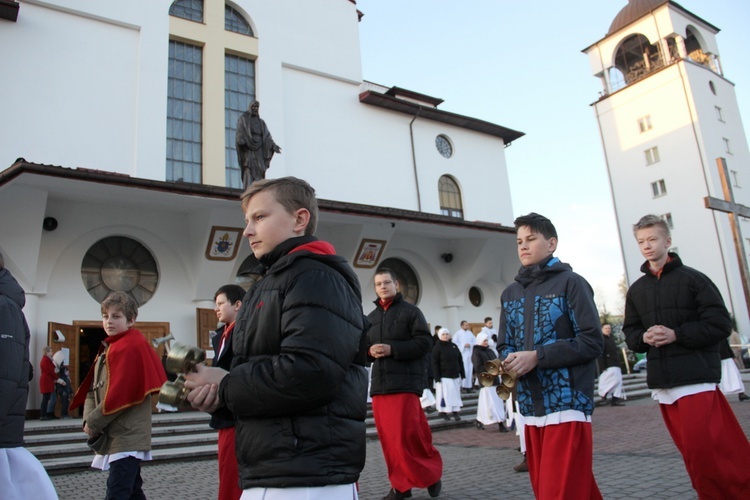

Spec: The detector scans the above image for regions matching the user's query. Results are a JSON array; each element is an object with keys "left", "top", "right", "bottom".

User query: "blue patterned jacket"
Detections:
[{"left": 500, "top": 257, "right": 603, "bottom": 417}]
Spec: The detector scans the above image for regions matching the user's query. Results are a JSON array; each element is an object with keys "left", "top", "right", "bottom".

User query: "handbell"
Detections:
[
  {"left": 165, "top": 343, "right": 206, "bottom": 375},
  {"left": 479, "top": 372, "right": 496, "bottom": 388},
  {"left": 158, "top": 374, "right": 191, "bottom": 408},
  {"left": 496, "top": 384, "right": 512, "bottom": 400},
  {"left": 484, "top": 358, "right": 504, "bottom": 376},
  {"left": 501, "top": 372, "right": 517, "bottom": 389}
]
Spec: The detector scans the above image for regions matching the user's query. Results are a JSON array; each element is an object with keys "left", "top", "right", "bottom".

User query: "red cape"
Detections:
[{"left": 71, "top": 328, "right": 167, "bottom": 415}]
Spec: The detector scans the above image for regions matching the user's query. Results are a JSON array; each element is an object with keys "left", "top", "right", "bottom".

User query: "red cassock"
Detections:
[{"left": 71, "top": 328, "right": 167, "bottom": 414}]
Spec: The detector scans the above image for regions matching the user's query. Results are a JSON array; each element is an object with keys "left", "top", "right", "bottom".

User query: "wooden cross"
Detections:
[{"left": 704, "top": 157, "right": 750, "bottom": 317}]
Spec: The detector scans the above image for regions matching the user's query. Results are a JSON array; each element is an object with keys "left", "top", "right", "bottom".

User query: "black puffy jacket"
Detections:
[
  {"left": 432, "top": 340, "right": 464, "bottom": 380},
  {"left": 367, "top": 293, "right": 432, "bottom": 396},
  {"left": 624, "top": 253, "right": 731, "bottom": 389},
  {"left": 0, "top": 268, "right": 30, "bottom": 448},
  {"left": 220, "top": 236, "right": 368, "bottom": 489},
  {"left": 597, "top": 334, "right": 621, "bottom": 372}
]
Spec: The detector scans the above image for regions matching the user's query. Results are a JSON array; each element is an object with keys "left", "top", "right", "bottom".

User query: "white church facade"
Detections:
[
  {"left": 0, "top": 0, "right": 525, "bottom": 411},
  {"left": 584, "top": 0, "right": 750, "bottom": 334}
]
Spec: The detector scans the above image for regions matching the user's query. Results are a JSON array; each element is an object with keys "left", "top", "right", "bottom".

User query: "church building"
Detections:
[
  {"left": 0, "top": 0, "right": 524, "bottom": 411},
  {"left": 583, "top": 0, "right": 750, "bottom": 333}
]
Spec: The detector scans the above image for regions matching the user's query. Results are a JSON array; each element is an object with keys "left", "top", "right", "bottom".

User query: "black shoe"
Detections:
[
  {"left": 424, "top": 405, "right": 436, "bottom": 414},
  {"left": 441, "top": 413, "right": 451, "bottom": 421},
  {"left": 382, "top": 488, "right": 412, "bottom": 500},
  {"left": 595, "top": 398, "right": 609, "bottom": 407},
  {"left": 428, "top": 479, "right": 442, "bottom": 498},
  {"left": 498, "top": 423, "right": 508, "bottom": 433},
  {"left": 475, "top": 420, "right": 484, "bottom": 430},
  {"left": 611, "top": 397, "right": 626, "bottom": 407},
  {"left": 453, "top": 412, "right": 461, "bottom": 421},
  {"left": 513, "top": 457, "right": 528, "bottom": 473},
  {"left": 739, "top": 393, "right": 749, "bottom": 402}
]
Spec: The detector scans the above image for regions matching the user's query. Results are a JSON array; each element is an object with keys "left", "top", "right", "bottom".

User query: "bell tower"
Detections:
[{"left": 583, "top": 0, "right": 750, "bottom": 331}]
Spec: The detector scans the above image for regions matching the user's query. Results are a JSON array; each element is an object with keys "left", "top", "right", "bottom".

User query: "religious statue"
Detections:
[{"left": 236, "top": 100, "right": 282, "bottom": 189}]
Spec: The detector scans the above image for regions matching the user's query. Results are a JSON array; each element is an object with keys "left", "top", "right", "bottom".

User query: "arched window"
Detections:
[
  {"left": 225, "top": 5, "right": 253, "bottom": 36},
  {"left": 612, "top": 34, "right": 663, "bottom": 87},
  {"left": 168, "top": 1, "right": 257, "bottom": 188},
  {"left": 439, "top": 175, "right": 463, "bottom": 219},
  {"left": 169, "top": 0, "right": 203, "bottom": 23}
]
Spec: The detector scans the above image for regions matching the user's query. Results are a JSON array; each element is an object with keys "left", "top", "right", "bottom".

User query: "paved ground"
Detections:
[{"left": 50, "top": 395, "right": 750, "bottom": 499}]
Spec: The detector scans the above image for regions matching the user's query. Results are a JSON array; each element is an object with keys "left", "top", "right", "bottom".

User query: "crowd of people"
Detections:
[{"left": 3, "top": 181, "right": 749, "bottom": 500}]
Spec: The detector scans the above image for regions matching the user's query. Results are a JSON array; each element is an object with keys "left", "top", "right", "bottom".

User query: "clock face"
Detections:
[
  {"left": 81, "top": 236, "right": 159, "bottom": 306},
  {"left": 435, "top": 135, "right": 453, "bottom": 158}
]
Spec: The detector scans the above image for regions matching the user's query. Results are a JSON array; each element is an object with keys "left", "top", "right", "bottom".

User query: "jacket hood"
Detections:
[
  {"left": 514, "top": 256, "right": 572, "bottom": 288},
  {"left": 264, "top": 236, "right": 363, "bottom": 302},
  {"left": 0, "top": 268, "right": 25, "bottom": 309}
]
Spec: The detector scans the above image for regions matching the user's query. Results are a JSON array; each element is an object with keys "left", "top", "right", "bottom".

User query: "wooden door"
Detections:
[
  {"left": 468, "top": 323, "right": 484, "bottom": 336},
  {"left": 196, "top": 308, "right": 217, "bottom": 352}
]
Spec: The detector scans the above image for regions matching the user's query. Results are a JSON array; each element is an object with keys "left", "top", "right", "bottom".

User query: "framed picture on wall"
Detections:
[
  {"left": 205, "top": 226, "right": 243, "bottom": 261},
  {"left": 353, "top": 238, "right": 387, "bottom": 269}
]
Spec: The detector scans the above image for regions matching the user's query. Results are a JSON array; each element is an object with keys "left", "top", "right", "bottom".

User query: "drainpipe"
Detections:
[{"left": 409, "top": 108, "right": 423, "bottom": 212}]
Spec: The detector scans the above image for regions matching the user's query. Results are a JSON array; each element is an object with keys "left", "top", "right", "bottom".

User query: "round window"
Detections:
[
  {"left": 435, "top": 135, "right": 453, "bottom": 158},
  {"left": 469, "top": 286, "right": 483, "bottom": 307},
  {"left": 81, "top": 236, "right": 159, "bottom": 306}
]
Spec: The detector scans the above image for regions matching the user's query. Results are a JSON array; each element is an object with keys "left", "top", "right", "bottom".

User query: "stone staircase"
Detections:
[{"left": 26, "top": 373, "right": 649, "bottom": 474}]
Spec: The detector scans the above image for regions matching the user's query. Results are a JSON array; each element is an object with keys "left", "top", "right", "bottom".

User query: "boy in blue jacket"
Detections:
[{"left": 500, "top": 213, "right": 603, "bottom": 500}]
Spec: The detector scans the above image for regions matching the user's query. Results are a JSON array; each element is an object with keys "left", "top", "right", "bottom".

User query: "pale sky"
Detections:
[{"left": 357, "top": 0, "right": 750, "bottom": 314}]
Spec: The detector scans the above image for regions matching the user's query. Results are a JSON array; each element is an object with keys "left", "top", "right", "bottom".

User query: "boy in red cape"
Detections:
[{"left": 71, "top": 291, "right": 166, "bottom": 499}]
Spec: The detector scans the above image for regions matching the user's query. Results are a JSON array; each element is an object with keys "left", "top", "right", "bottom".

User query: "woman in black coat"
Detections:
[{"left": 431, "top": 328, "right": 464, "bottom": 421}]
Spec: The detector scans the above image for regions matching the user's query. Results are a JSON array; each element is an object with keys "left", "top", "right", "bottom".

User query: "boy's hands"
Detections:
[
  {"left": 643, "top": 325, "right": 677, "bottom": 348},
  {"left": 369, "top": 343, "right": 392, "bottom": 358},
  {"left": 503, "top": 351, "right": 538, "bottom": 377},
  {"left": 184, "top": 364, "right": 228, "bottom": 413}
]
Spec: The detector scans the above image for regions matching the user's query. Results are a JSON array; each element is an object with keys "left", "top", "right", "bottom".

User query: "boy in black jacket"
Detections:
[
  {"left": 185, "top": 177, "right": 368, "bottom": 499},
  {"left": 623, "top": 214, "right": 749, "bottom": 497}
]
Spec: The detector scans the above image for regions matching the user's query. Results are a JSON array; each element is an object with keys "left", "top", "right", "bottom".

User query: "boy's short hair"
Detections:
[
  {"left": 514, "top": 212, "right": 558, "bottom": 240},
  {"left": 632, "top": 214, "right": 670, "bottom": 238},
  {"left": 215, "top": 284, "right": 246, "bottom": 304},
  {"left": 101, "top": 291, "right": 139, "bottom": 322},
  {"left": 374, "top": 267, "right": 398, "bottom": 282},
  {"left": 434, "top": 325, "right": 442, "bottom": 333},
  {"left": 240, "top": 177, "right": 318, "bottom": 236},
  {"left": 484, "top": 317, "right": 492, "bottom": 323}
]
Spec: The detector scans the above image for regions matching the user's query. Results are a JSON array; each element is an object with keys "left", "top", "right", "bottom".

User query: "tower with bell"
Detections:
[{"left": 583, "top": 0, "right": 750, "bottom": 333}]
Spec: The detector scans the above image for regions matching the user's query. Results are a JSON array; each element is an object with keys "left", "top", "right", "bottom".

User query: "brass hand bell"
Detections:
[
  {"left": 158, "top": 342, "right": 206, "bottom": 408},
  {"left": 482, "top": 358, "right": 519, "bottom": 400}
]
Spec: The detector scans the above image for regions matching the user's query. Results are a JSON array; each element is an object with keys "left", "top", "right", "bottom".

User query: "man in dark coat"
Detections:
[
  {"left": 624, "top": 214, "right": 750, "bottom": 498},
  {"left": 595, "top": 323, "right": 626, "bottom": 406},
  {"left": 235, "top": 100, "right": 281, "bottom": 189},
  {"left": 367, "top": 268, "right": 443, "bottom": 500}
]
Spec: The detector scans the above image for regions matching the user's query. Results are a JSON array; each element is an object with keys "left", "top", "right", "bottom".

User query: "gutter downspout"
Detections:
[{"left": 409, "top": 108, "right": 422, "bottom": 211}]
